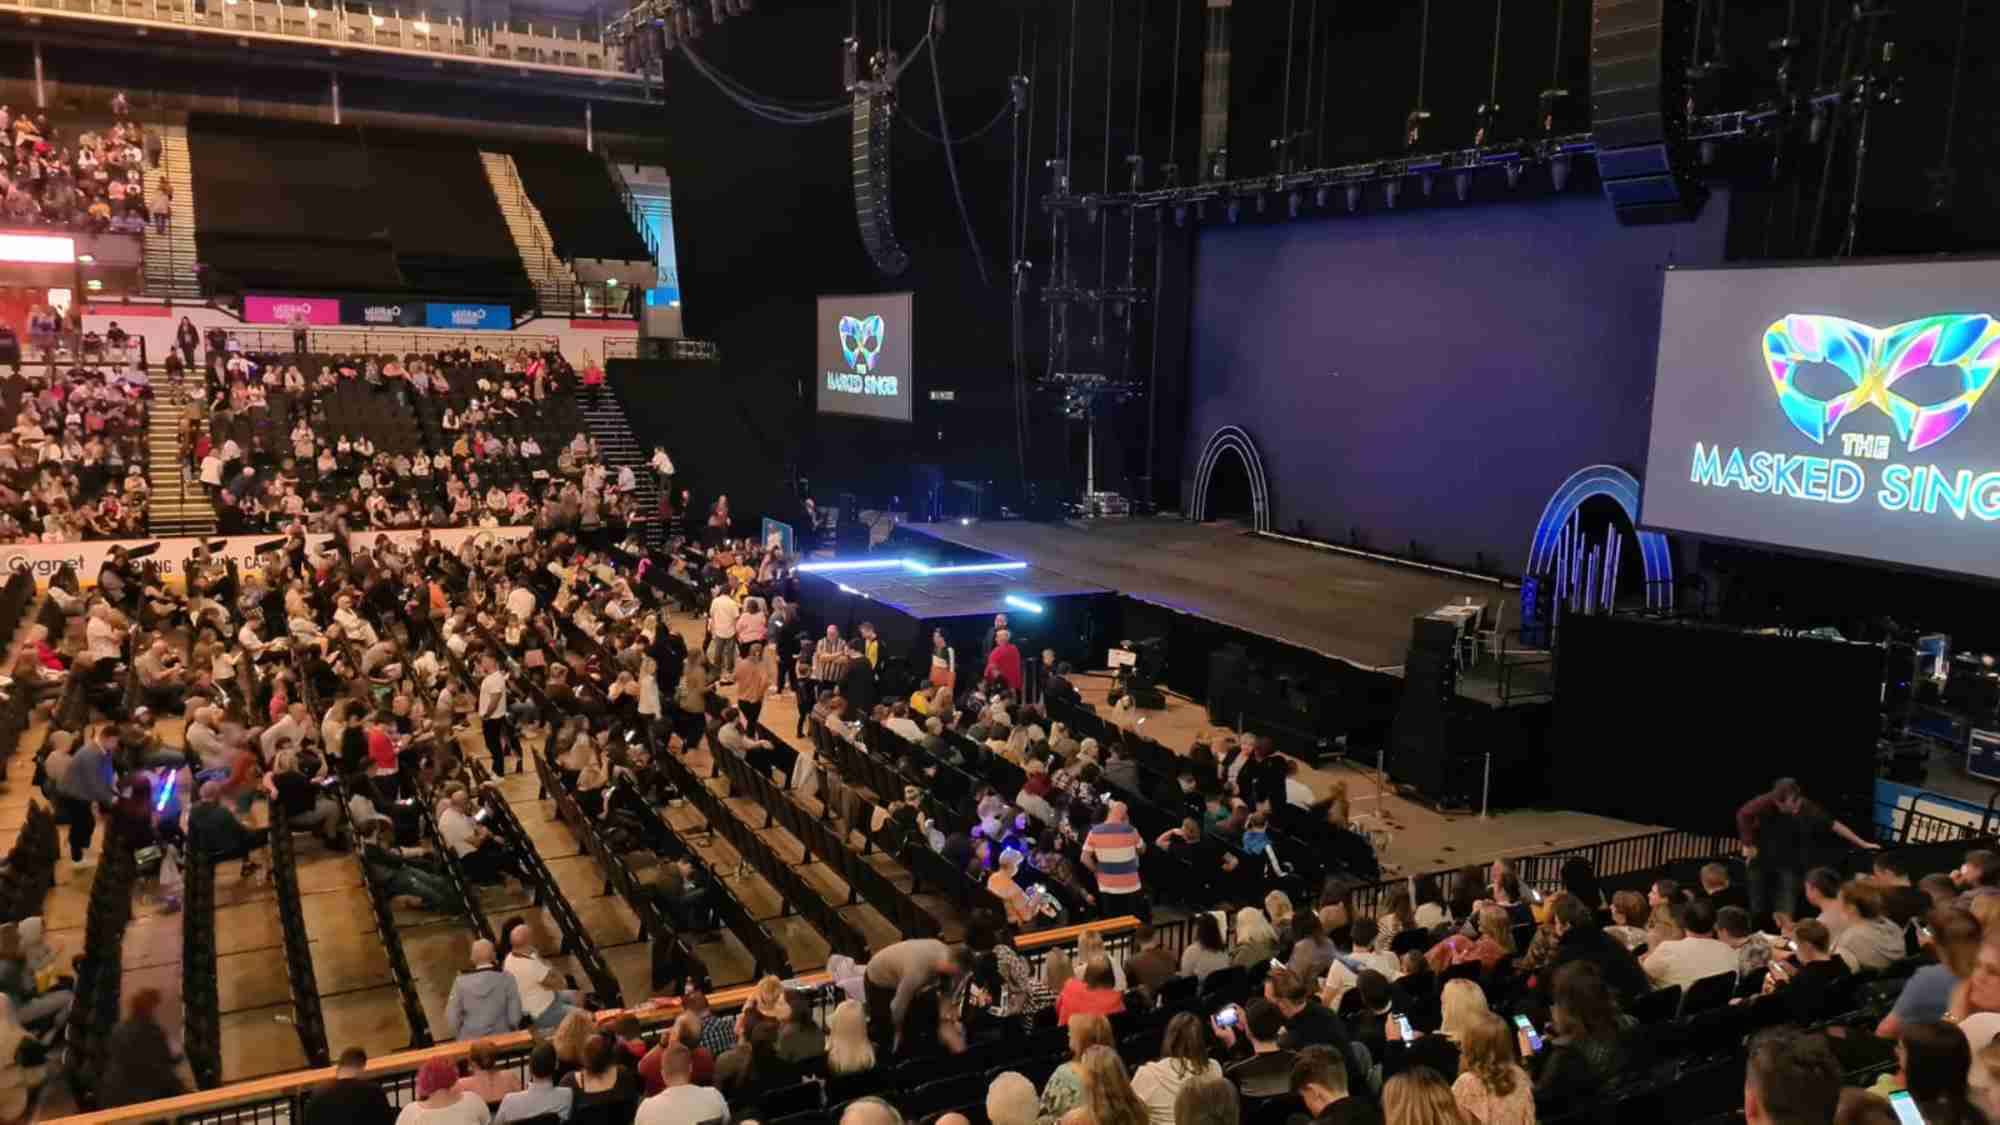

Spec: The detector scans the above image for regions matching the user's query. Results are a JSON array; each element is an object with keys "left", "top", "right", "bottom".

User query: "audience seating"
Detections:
[
  {"left": 182, "top": 842, "right": 224, "bottom": 1088},
  {"left": 506, "top": 145, "right": 654, "bottom": 263},
  {"left": 269, "top": 816, "right": 333, "bottom": 1068}
]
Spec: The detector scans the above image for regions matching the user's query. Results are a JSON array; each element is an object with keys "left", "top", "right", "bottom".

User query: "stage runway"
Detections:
[{"left": 903, "top": 517, "right": 1514, "bottom": 671}]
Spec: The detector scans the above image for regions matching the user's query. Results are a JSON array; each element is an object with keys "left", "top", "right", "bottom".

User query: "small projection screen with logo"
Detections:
[
  {"left": 1642, "top": 258, "right": 2000, "bottom": 580},
  {"left": 816, "top": 292, "right": 915, "bottom": 422}
]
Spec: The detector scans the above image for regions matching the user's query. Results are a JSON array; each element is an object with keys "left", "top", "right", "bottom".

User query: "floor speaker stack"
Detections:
[{"left": 1389, "top": 616, "right": 1461, "bottom": 802}]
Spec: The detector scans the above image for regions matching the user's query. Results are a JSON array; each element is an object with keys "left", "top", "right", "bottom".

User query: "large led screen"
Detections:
[
  {"left": 1642, "top": 258, "right": 2000, "bottom": 580},
  {"left": 816, "top": 291, "right": 914, "bottom": 422}
]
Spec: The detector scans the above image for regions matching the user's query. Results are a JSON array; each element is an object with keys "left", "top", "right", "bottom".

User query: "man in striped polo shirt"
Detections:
[{"left": 1081, "top": 801, "right": 1150, "bottom": 922}]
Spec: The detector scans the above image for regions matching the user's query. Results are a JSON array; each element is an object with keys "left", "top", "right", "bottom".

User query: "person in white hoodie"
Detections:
[{"left": 1129, "top": 1014, "right": 1223, "bottom": 1125}]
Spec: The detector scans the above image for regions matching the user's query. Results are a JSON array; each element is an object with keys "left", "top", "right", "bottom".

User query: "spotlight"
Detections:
[
  {"left": 1384, "top": 180, "right": 1401, "bottom": 208},
  {"left": 960, "top": 517, "right": 973, "bottom": 526},
  {"left": 1173, "top": 204, "right": 1188, "bottom": 227},
  {"left": 1286, "top": 190, "right": 1300, "bottom": 218},
  {"left": 76, "top": 253, "right": 95, "bottom": 264},
  {"left": 1226, "top": 199, "right": 1240, "bottom": 224},
  {"left": 1551, "top": 156, "right": 1570, "bottom": 192},
  {"left": 1420, "top": 173, "right": 1434, "bottom": 197},
  {"left": 1808, "top": 103, "right": 1828, "bottom": 144},
  {"left": 1453, "top": 171, "right": 1470, "bottom": 201},
  {"left": 1345, "top": 184, "right": 1361, "bottom": 212},
  {"left": 1254, "top": 193, "right": 1267, "bottom": 215},
  {"left": 1314, "top": 185, "right": 1329, "bottom": 208},
  {"left": 1004, "top": 595, "right": 1045, "bottom": 615},
  {"left": 1504, "top": 163, "right": 1522, "bottom": 189}
]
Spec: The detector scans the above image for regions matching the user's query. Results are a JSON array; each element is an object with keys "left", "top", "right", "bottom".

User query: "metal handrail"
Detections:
[{"left": 601, "top": 155, "right": 662, "bottom": 266}]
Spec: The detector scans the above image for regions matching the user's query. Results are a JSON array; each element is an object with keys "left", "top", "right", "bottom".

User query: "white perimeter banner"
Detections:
[{"left": 0, "top": 526, "right": 535, "bottom": 587}]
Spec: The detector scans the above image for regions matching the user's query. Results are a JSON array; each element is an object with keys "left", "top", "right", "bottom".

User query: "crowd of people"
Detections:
[
  {"left": 2, "top": 96, "right": 167, "bottom": 234},
  {"left": 174, "top": 337, "right": 666, "bottom": 536},
  {"left": 5, "top": 482, "right": 1984, "bottom": 1125},
  {"left": 0, "top": 357, "right": 154, "bottom": 543}
]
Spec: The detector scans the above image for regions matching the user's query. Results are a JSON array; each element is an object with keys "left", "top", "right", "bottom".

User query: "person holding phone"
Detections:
[
  {"left": 1453, "top": 1013, "right": 1535, "bottom": 1125},
  {"left": 1217, "top": 1000, "right": 1297, "bottom": 1097},
  {"left": 1757, "top": 920, "right": 1852, "bottom": 1024}
]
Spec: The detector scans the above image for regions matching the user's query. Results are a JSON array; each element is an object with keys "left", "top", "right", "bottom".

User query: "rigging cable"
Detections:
[{"left": 925, "top": 30, "right": 992, "bottom": 285}]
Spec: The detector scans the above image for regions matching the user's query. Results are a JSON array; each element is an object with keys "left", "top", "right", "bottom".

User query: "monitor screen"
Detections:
[
  {"left": 816, "top": 292, "right": 915, "bottom": 422},
  {"left": 1641, "top": 258, "right": 2000, "bottom": 581}
]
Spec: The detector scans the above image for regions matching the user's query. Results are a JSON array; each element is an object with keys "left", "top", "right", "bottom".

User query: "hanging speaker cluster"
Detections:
[
  {"left": 851, "top": 87, "right": 911, "bottom": 276},
  {"left": 1589, "top": 0, "right": 1707, "bottom": 224}
]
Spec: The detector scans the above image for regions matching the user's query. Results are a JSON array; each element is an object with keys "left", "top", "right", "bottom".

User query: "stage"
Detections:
[{"left": 897, "top": 517, "right": 1529, "bottom": 677}]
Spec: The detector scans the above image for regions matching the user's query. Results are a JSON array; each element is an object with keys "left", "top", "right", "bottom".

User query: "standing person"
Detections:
[
  {"left": 97, "top": 988, "right": 186, "bottom": 1108},
  {"left": 929, "top": 629, "right": 957, "bottom": 693},
  {"left": 1081, "top": 802, "right": 1149, "bottom": 923},
  {"left": 1736, "top": 777, "right": 1879, "bottom": 929},
  {"left": 175, "top": 316, "right": 199, "bottom": 367},
  {"left": 305, "top": 1048, "right": 396, "bottom": 1125},
  {"left": 984, "top": 628, "right": 1023, "bottom": 695},
  {"left": 477, "top": 653, "right": 516, "bottom": 776},
  {"left": 861, "top": 938, "right": 967, "bottom": 1050},
  {"left": 58, "top": 726, "right": 118, "bottom": 869},
  {"left": 288, "top": 305, "right": 311, "bottom": 355},
  {"left": 707, "top": 586, "right": 740, "bottom": 684},
  {"left": 734, "top": 641, "right": 772, "bottom": 728}
]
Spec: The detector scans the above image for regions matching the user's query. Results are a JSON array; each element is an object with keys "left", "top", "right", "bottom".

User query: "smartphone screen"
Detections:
[
  {"left": 1394, "top": 1014, "right": 1415, "bottom": 1040},
  {"left": 1213, "top": 1006, "right": 1238, "bottom": 1028},
  {"left": 1513, "top": 1013, "right": 1543, "bottom": 1053},
  {"left": 1889, "top": 1089, "right": 1928, "bottom": 1125}
]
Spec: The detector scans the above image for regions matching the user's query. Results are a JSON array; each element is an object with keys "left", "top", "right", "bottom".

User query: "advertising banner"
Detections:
[
  {"left": 341, "top": 299, "right": 425, "bottom": 327},
  {"left": 425, "top": 303, "right": 512, "bottom": 331},
  {"left": 244, "top": 295, "right": 343, "bottom": 326}
]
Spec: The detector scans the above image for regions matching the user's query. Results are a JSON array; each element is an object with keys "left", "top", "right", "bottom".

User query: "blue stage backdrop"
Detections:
[{"left": 1184, "top": 190, "right": 1730, "bottom": 574}]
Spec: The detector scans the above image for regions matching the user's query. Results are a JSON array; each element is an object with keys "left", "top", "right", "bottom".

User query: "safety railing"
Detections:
[
  {"left": 48, "top": 915, "right": 1143, "bottom": 1124},
  {"left": 222, "top": 327, "right": 560, "bottom": 355}
]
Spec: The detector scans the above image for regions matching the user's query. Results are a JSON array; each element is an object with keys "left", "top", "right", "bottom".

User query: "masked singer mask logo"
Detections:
[
  {"left": 838, "top": 315, "right": 885, "bottom": 375},
  {"left": 1763, "top": 313, "right": 2000, "bottom": 453}
]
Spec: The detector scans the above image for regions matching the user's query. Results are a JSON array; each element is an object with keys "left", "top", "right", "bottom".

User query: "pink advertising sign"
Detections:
[{"left": 243, "top": 294, "right": 342, "bottom": 325}]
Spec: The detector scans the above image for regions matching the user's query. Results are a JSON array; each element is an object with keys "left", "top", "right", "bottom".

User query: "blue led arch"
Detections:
[{"left": 1526, "top": 464, "right": 1674, "bottom": 609}]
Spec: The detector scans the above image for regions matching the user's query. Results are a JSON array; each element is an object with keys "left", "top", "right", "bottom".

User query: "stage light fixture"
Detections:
[
  {"left": 1314, "top": 185, "right": 1329, "bottom": 208},
  {"left": 1453, "top": 171, "right": 1470, "bottom": 201},
  {"left": 1551, "top": 156, "right": 1570, "bottom": 191},
  {"left": 1225, "top": 199, "right": 1240, "bottom": 224},
  {"left": 797, "top": 558, "right": 907, "bottom": 574},
  {"left": 1286, "top": 190, "right": 1300, "bottom": 218},
  {"left": 1345, "top": 184, "right": 1361, "bottom": 212},
  {"left": 1173, "top": 204, "right": 1188, "bottom": 227},
  {"left": 1504, "top": 163, "right": 1523, "bottom": 189},
  {"left": 1254, "top": 193, "right": 1266, "bottom": 215},
  {"left": 1384, "top": 180, "right": 1401, "bottom": 208},
  {"left": 1420, "top": 173, "right": 1434, "bottom": 197},
  {"left": 909, "top": 561, "right": 1029, "bottom": 576},
  {"left": 1809, "top": 103, "right": 1828, "bottom": 143},
  {"left": 75, "top": 253, "right": 94, "bottom": 264},
  {"left": 412, "top": 18, "right": 429, "bottom": 32},
  {"left": 1004, "top": 595, "right": 1045, "bottom": 615},
  {"left": 960, "top": 517, "right": 973, "bottom": 526}
]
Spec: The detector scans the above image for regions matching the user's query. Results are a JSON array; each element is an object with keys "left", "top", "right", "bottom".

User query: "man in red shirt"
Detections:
[{"left": 983, "top": 627, "right": 1023, "bottom": 695}]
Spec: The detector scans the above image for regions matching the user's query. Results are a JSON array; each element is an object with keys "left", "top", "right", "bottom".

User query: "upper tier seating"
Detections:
[
  {"left": 508, "top": 144, "right": 654, "bottom": 262},
  {"left": 187, "top": 115, "right": 532, "bottom": 300}
]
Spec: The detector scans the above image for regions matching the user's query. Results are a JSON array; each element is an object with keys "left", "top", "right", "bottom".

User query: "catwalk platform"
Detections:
[{"left": 901, "top": 517, "right": 1524, "bottom": 668}]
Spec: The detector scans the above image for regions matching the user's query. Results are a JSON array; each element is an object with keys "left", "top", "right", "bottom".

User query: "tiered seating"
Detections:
[
  {"left": 186, "top": 115, "right": 531, "bottom": 300},
  {"left": 181, "top": 843, "right": 223, "bottom": 1088},
  {"left": 508, "top": 145, "right": 654, "bottom": 262},
  {"left": 67, "top": 833, "right": 140, "bottom": 1109},
  {"left": 268, "top": 816, "right": 332, "bottom": 1069}
]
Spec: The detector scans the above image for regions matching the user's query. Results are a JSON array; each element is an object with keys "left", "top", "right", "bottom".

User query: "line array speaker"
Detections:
[
  {"left": 1589, "top": 0, "right": 1707, "bottom": 225},
  {"left": 852, "top": 89, "right": 911, "bottom": 276}
]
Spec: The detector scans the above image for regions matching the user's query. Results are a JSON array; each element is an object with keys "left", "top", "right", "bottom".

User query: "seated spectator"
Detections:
[
  {"left": 1131, "top": 1013, "right": 1224, "bottom": 1125},
  {"left": 1382, "top": 1068, "right": 1463, "bottom": 1125},
  {"left": 444, "top": 940, "right": 521, "bottom": 1042},
  {"left": 1180, "top": 912, "right": 1233, "bottom": 984},
  {"left": 1642, "top": 897, "right": 1738, "bottom": 992},
  {"left": 1288, "top": 1044, "right": 1380, "bottom": 1125},
  {"left": 1524, "top": 961, "right": 1625, "bottom": 1118},
  {"left": 1832, "top": 880, "right": 1907, "bottom": 973},
  {"left": 186, "top": 779, "right": 267, "bottom": 878},
  {"left": 1544, "top": 895, "right": 1651, "bottom": 1006},
  {"left": 1880, "top": 906, "right": 1981, "bottom": 1038},
  {"left": 822, "top": 998, "right": 879, "bottom": 1102},
  {"left": 1042, "top": 1012, "right": 1116, "bottom": 1122},
  {"left": 1866, "top": 1022, "right": 1983, "bottom": 1125},
  {"left": 1452, "top": 1012, "right": 1534, "bottom": 1125},
  {"left": 634, "top": 1043, "right": 727, "bottom": 1125},
  {"left": 562, "top": 1033, "right": 641, "bottom": 1120},
  {"left": 1220, "top": 998, "right": 1297, "bottom": 1097},
  {"left": 457, "top": 1039, "right": 522, "bottom": 1104},
  {"left": 1057, "top": 955, "right": 1126, "bottom": 1026},
  {"left": 1871, "top": 855, "right": 1933, "bottom": 927},
  {"left": 1758, "top": 919, "right": 1852, "bottom": 1024},
  {"left": 776, "top": 988, "right": 825, "bottom": 1065},
  {"left": 1744, "top": 1028, "right": 1843, "bottom": 1125},
  {"left": 304, "top": 1047, "right": 394, "bottom": 1125},
  {"left": 1602, "top": 890, "right": 1650, "bottom": 952},
  {"left": 398, "top": 1057, "right": 489, "bottom": 1124},
  {"left": 1231, "top": 907, "right": 1283, "bottom": 969},
  {"left": 987, "top": 1071, "right": 1039, "bottom": 1125},
  {"left": 1424, "top": 904, "right": 1514, "bottom": 976},
  {"left": 1716, "top": 905, "right": 1774, "bottom": 978},
  {"left": 504, "top": 922, "right": 585, "bottom": 1032},
  {"left": 495, "top": 1043, "right": 573, "bottom": 1124}
]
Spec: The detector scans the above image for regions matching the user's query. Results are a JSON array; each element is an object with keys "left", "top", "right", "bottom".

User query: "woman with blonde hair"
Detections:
[
  {"left": 1425, "top": 906, "right": 1516, "bottom": 975},
  {"left": 1045, "top": 948, "right": 1077, "bottom": 995},
  {"left": 1041, "top": 1012, "right": 1116, "bottom": 1122},
  {"left": 1129, "top": 1013, "right": 1224, "bottom": 1125},
  {"left": 1077, "top": 928, "right": 1128, "bottom": 991},
  {"left": 1645, "top": 903, "right": 1684, "bottom": 948},
  {"left": 1378, "top": 884, "right": 1419, "bottom": 952},
  {"left": 548, "top": 1007, "right": 594, "bottom": 1080},
  {"left": 736, "top": 974, "right": 789, "bottom": 1035},
  {"left": 1264, "top": 890, "right": 1296, "bottom": 936},
  {"left": 1231, "top": 907, "right": 1282, "bottom": 968},
  {"left": 1390, "top": 979, "right": 1491, "bottom": 1080},
  {"left": 824, "top": 999, "right": 875, "bottom": 1070},
  {"left": 1075, "top": 1044, "right": 1152, "bottom": 1125},
  {"left": 1383, "top": 1067, "right": 1474, "bottom": 1125},
  {"left": 1452, "top": 1013, "right": 1535, "bottom": 1125}
]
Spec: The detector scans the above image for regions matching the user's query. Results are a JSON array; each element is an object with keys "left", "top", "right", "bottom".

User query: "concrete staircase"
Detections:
[
  {"left": 579, "top": 389, "right": 661, "bottom": 543},
  {"left": 143, "top": 125, "right": 202, "bottom": 300},
  {"left": 479, "top": 151, "right": 578, "bottom": 317},
  {"left": 145, "top": 369, "right": 215, "bottom": 538}
]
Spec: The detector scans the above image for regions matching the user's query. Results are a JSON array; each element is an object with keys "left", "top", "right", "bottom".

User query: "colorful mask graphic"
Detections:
[
  {"left": 1763, "top": 313, "right": 2000, "bottom": 452},
  {"left": 838, "top": 315, "right": 885, "bottom": 375}
]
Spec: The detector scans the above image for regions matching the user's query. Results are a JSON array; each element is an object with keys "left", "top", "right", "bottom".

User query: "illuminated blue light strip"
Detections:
[
  {"left": 1525, "top": 464, "right": 1673, "bottom": 610},
  {"left": 798, "top": 557, "right": 1030, "bottom": 577},
  {"left": 1003, "top": 595, "right": 1045, "bottom": 614},
  {"left": 907, "top": 561, "right": 1029, "bottom": 575}
]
